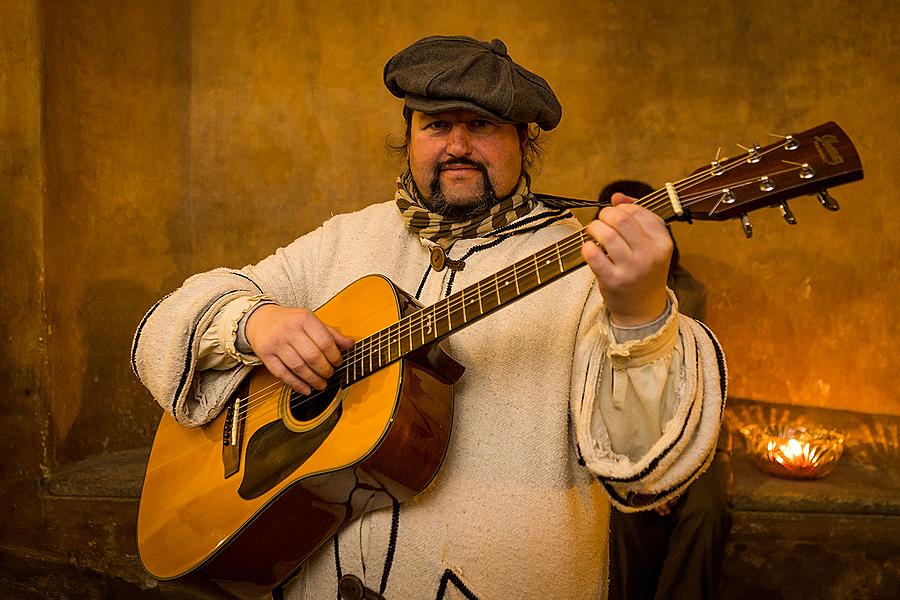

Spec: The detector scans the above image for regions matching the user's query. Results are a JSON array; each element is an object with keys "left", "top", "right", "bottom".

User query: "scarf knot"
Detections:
[{"left": 395, "top": 171, "right": 536, "bottom": 252}]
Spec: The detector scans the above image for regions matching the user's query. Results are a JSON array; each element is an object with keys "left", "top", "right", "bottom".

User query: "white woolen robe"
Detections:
[{"left": 132, "top": 201, "right": 726, "bottom": 599}]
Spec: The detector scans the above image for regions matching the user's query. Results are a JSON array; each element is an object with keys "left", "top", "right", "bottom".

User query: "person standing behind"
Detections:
[{"left": 599, "top": 180, "right": 734, "bottom": 600}]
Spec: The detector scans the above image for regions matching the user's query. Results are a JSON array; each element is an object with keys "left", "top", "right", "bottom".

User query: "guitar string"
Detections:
[
  {"left": 230, "top": 152, "right": 805, "bottom": 429},
  {"left": 229, "top": 146, "right": 805, "bottom": 427},
  {"left": 232, "top": 166, "right": 807, "bottom": 433}
]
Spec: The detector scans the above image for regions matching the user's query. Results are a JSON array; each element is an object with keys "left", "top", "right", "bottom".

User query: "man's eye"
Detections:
[{"left": 425, "top": 121, "right": 450, "bottom": 130}]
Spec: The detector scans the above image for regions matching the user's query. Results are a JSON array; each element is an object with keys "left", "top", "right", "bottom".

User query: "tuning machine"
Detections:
[
  {"left": 740, "top": 213, "right": 753, "bottom": 238},
  {"left": 817, "top": 188, "right": 840, "bottom": 211},
  {"left": 780, "top": 201, "right": 797, "bottom": 224}
]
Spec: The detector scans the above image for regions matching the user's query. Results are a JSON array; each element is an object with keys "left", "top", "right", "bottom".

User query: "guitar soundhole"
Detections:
[{"left": 289, "top": 386, "right": 340, "bottom": 423}]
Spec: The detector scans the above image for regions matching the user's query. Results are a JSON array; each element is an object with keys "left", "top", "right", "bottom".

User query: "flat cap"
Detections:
[{"left": 384, "top": 35, "right": 562, "bottom": 131}]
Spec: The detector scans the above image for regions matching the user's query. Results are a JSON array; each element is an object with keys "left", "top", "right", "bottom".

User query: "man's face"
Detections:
[{"left": 407, "top": 110, "right": 525, "bottom": 219}]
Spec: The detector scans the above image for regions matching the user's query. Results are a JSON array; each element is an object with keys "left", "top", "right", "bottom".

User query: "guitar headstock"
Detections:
[{"left": 662, "top": 122, "right": 863, "bottom": 234}]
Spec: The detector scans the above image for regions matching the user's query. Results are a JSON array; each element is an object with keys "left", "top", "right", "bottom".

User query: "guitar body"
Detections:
[{"left": 137, "top": 275, "right": 460, "bottom": 599}]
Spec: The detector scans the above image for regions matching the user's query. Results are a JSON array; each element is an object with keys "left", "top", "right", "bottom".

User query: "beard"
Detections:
[{"left": 420, "top": 158, "right": 499, "bottom": 220}]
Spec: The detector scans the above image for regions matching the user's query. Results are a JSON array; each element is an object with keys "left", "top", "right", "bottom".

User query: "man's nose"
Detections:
[{"left": 445, "top": 125, "right": 472, "bottom": 156}]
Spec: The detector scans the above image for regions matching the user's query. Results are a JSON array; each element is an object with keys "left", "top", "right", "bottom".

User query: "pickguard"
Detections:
[{"left": 238, "top": 402, "right": 343, "bottom": 500}]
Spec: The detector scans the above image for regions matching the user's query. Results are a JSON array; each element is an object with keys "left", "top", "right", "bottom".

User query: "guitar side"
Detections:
[{"left": 137, "top": 274, "right": 458, "bottom": 599}]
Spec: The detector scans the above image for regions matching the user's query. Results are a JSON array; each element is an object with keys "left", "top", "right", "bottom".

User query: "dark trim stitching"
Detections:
[
  {"left": 227, "top": 269, "right": 264, "bottom": 292},
  {"left": 695, "top": 320, "right": 727, "bottom": 399},
  {"left": 435, "top": 568, "right": 481, "bottom": 600},
  {"left": 131, "top": 292, "right": 171, "bottom": 375},
  {"left": 131, "top": 270, "right": 261, "bottom": 378},
  {"left": 171, "top": 289, "right": 240, "bottom": 418},
  {"left": 415, "top": 264, "right": 433, "bottom": 301},
  {"left": 598, "top": 323, "right": 728, "bottom": 504},
  {"left": 484, "top": 207, "right": 571, "bottom": 237},
  {"left": 594, "top": 334, "right": 703, "bottom": 484},
  {"left": 379, "top": 499, "right": 401, "bottom": 594},
  {"left": 333, "top": 534, "right": 342, "bottom": 600},
  {"left": 600, "top": 441, "right": 714, "bottom": 509},
  {"left": 445, "top": 213, "right": 572, "bottom": 296}
]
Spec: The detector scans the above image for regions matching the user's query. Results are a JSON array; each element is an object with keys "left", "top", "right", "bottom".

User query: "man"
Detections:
[
  {"left": 132, "top": 36, "right": 726, "bottom": 599},
  {"left": 598, "top": 180, "right": 733, "bottom": 600}
]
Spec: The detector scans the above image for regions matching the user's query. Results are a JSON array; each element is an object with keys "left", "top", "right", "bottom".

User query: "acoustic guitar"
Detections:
[{"left": 137, "top": 122, "right": 862, "bottom": 599}]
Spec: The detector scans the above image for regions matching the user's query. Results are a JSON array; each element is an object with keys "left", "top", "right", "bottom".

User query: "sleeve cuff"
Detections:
[
  {"left": 603, "top": 289, "right": 680, "bottom": 368},
  {"left": 216, "top": 294, "right": 274, "bottom": 364}
]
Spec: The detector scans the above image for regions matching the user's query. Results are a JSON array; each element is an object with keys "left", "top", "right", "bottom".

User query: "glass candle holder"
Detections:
[{"left": 740, "top": 424, "right": 845, "bottom": 479}]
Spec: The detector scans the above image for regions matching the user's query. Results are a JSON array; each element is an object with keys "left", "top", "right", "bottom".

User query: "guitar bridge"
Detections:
[{"left": 222, "top": 392, "right": 247, "bottom": 479}]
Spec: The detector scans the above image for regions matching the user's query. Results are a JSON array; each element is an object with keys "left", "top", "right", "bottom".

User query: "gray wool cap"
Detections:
[{"left": 383, "top": 35, "right": 562, "bottom": 131}]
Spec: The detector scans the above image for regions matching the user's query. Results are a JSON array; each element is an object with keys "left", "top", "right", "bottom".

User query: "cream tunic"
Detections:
[{"left": 131, "top": 201, "right": 726, "bottom": 599}]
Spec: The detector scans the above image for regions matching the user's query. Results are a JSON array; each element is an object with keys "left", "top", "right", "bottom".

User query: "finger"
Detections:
[
  {"left": 596, "top": 206, "right": 652, "bottom": 253},
  {"left": 326, "top": 325, "right": 355, "bottom": 352},
  {"left": 261, "top": 354, "right": 312, "bottom": 396},
  {"left": 609, "top": 198, "right": 670, "bottom": 240},
  {"left": 289, "top": 337, "right": 334, "bottom": 388},
  {"left": 611, "top": 192, "right": 638, "bottom": 206},
  {"left": 586, "top": 217, "right": 634, "bottom": 262},
  {"left": 290, "top": 312, "right": 346, "bottom": 369}
]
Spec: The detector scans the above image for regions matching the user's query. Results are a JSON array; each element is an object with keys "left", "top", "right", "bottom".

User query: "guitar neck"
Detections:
[
  {"left": 339, "top": 228, "right": 594, "bottom": 386},
  {"left": 337, "top": 120, "right": 863, "bottom": 387}
]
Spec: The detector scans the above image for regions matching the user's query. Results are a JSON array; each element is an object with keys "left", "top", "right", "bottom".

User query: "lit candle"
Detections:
[{"left": 742, "top": 425, "right": 844, "bottom": 480}]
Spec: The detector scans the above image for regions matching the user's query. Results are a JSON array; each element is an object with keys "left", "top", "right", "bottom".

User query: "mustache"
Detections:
[{"left": 436, "top": 158, "right": 488, "bottom": 173}]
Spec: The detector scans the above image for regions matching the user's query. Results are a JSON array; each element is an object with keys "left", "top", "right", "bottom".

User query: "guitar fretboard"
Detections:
[{"left": 339, "top": 229, "right": 591, "bottom": 385}]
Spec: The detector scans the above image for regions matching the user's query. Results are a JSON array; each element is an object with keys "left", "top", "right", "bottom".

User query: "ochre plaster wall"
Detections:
[
  {"left": 0, "top": 0, "right": 50, "bottom": 551},
  {"left": 1, "top": 0, "right": 897, "bottom": 574},
  {"left": 181, "top": 0, "right": 898, "bottom": 417}
]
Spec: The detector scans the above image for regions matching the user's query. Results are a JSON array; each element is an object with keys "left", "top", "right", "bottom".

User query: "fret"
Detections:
[
  {"left": 443, "top": 298, "right": 452, "bottom": 333},
  {"left": 460, "top": 288, "right": 468, "bottom": 323},
  {"left": 537, "top": 250, "right": 562, "bottom": 283},
  {"left": 419, "top": 311, "right": 426, "bottom": 347},
  {"left": 355, "top": 343, "right": 362, "bottom": 380},
  {"left": 476, "top": 279, "right": 484, "bottom": 315},
  {"left": 367, "top": 338, "right": 373, "bottom": 375},
  {"left": 382, "top": 330, "right": 391, "bottom": 365},
  {"left": 499, "top": 270, "right": 518, "bottom": 304},
  {"left": 388, "top": 325, "right": 396, "bottom": 360},
  {"left": 479, "top": 275, "right": 500, "bottom": 314},
  {"left": 555, "top": 242, "right": 564, "bottom": 273},
  {"left": 493, "top": 273, "right": 502, "bottom": 307},
  {"left": 406, "top": 315, "right": 415, "bottom": 355},
  {"left": 376, "top": 331, "right": 383, "bottom": 369},
  {"left": 513, "top": 268, "right": 521, "bottom": 295},
  {"left": 429, "top": 302, "right": 447, "bottom": 339},
  {"left": 533, "top": 254, "right": 542, "bottom": 285},
  {"left": 391, "top": 323, "right": 403, "bottom": 358},
  {"left": 455, "top": 294, "right": 468, "bottom": 328}
]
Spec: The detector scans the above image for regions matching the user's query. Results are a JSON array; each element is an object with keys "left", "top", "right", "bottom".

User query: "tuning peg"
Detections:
[
  {"left": 780, "top": 202, "right": 797, "bottom": 224},
  {"left": 738, "top": 143, "right": 762, "bottom": 163},
  {"left": 740, "top": 213, "right": 753, "bottom": 238},
  {"left": 817, "top": 188, "right": 840, "bottom": 211},
  {"left": 768, "top": 132, "right": 800, "bottom": 150},
  {"left": 710, "top": 147, "right": 725, "bottom": 175}
]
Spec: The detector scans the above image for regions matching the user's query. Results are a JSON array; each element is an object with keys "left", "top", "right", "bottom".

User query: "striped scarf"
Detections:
[{"left": 395, "top": 170, "right": 535, "bottom": 250}]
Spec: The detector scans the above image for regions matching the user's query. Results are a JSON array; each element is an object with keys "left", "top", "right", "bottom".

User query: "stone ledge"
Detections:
[
  {"left": 43, "top": 447, "right": 149, "bottom": 499},
  {"left": 726, "top": 397, "right": 900, "bottom": 516}
]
